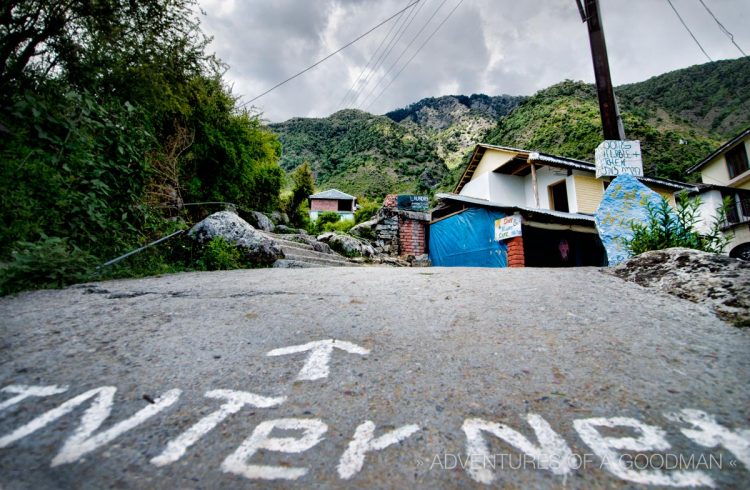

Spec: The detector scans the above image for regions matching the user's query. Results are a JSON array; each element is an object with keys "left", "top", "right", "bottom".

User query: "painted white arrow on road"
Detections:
[{"left": 266, "top": 339, "right": 370, "bottom": 381}]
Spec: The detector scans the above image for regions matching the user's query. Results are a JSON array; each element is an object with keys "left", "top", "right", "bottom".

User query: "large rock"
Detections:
[
  {"left": 349, "top": 218, "right": 378, "bottom": 240},
  {"left": 609, "top": 247, "right": 750, "bottom": 327},
  {"left": 595, "top": 174, "right": 668, "bottom": 266},
  {"left": 285, "top": 234, "right": 333, "bottom": 254},
  {"left": 189, "top": 211, "right": 283, "bottom": 265},
  {"left": 317, "top": 232, "right": 375, "bottom": 258},
  {"left": 245, "top": 211, "right": 275, "bottom": 232}
]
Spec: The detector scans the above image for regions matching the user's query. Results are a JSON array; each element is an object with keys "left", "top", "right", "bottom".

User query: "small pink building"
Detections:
[{"left": 309, "top": 189, "right": 356, "bottom": 221}]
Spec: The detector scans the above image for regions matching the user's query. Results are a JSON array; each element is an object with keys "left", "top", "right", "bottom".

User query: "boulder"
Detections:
[
  {"left": 609, "top": 247, "right": 750, "bottom": 327},
  {"left": 188, "top": 211, "right": 283, "bottom": 265},
  {"left": 245, "top": 211, "right": 275, "bottom": 232},
  {"left": 349, "top": 218, "right": 378, "bottom": 240},
  {"left": 270, "top": 211, "right": 290, "bottom": 226},
  {"left": 317, "top": 232, "right": 375, "bottom": 258}
]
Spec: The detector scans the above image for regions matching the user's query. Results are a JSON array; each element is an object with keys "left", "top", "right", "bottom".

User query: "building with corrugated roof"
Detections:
[{"left": 309, "top": 189, "right": 357, "bottom": 222}]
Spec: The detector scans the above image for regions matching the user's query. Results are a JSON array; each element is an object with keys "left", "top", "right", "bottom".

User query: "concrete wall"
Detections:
[
  {"left": 473, "top": 149, "right": 516, "bottom": 177},
  {"left": 309, "top": 211, "right": 354, "bottom": 221},
  {"left": 694, "top": 189, "right": 725, "bottom": 234},
  {"left": 701, "top": 139, "right": 750, "bottom": 189}
]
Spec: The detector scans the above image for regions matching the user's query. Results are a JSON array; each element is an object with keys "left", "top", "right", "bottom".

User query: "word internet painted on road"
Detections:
[{"left": 1, "top": 338, "right": 748, "bottom": 487}]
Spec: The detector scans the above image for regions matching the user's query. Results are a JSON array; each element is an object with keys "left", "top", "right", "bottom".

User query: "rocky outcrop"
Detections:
[
  {"left": 188, "top": 211, "right": 283, "bottom": 265},
  {"left": 245, "top": 211, "right": 275, "bottom": 232},
  {"left": 349, "top": 218, "right": 377, "bottom": 240},
  {"left": 609, "top": 248, "right": 750, "bottom": 327},
  {"left": 317, "top": 232, "right": 375, "bottom": 258},
  {"left": 274, "top": 225, "right": 308, "bottom": 235}
]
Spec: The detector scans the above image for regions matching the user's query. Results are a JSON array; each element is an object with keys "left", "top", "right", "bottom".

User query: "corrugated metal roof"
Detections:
[
  {"left": 435, "top": 193, "right": 596, "bottom": 223},
  {"left": 309, "top": 189, "right": 356, "bottom": 200}
]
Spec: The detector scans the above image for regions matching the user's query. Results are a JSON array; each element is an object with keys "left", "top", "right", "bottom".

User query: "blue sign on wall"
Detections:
[{"left": 594, "top": 174, "right": 669, "bottom": 266}]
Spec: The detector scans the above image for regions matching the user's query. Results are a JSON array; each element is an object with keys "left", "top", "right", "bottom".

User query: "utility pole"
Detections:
[{"left": 578, "top": 0, "right": 625, "bottom": 140}]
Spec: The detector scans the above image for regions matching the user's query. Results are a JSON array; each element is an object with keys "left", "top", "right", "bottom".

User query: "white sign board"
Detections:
[
  {"left": 595, "top": 140, "right": 643, "bottom": 178},
  {"left": 494, "top": 215, "right": 522, "bottom": 241}
]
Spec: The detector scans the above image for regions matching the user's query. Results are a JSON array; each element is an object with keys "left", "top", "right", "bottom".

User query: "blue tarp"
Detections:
[{"left": 429, "top": 208, "right": 507, "bottom": 267}]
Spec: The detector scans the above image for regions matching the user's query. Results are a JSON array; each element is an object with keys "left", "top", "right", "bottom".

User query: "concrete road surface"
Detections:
[{"left": 1, "top": 267, "right": 749, "bottom": 489}]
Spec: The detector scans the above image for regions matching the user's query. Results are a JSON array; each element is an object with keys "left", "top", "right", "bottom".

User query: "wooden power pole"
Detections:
[{"left": 580, "top": 0, "right": 625, "bottom": 140}]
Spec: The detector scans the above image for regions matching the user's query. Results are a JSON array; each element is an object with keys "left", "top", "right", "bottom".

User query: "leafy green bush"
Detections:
[
  {"left": 0, "top": 238, "right": 95, "bottom": 295},
  {"left": 354, "top": 200, "right": 380, "bottom": 223},
  {"left": 626, "top": 192, "right": 730, "bottom": 255},
  {"left": 323, "top": 220, "right": 355, "bottom": 233},
  {"left": 196, "top": 237, "right": 242, "bottom": 271}
]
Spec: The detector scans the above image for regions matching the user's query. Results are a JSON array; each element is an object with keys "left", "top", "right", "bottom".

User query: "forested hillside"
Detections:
[
  {"left": 270, "top": 109, "right": 447, "bottom": 198},
  {"left": 0, "top": 0, "right": 286, "bottom": 293}
]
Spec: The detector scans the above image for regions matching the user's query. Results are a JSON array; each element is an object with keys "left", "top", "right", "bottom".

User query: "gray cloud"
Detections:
[{"left": 198, "top": 0, "right": 750, "bottom": 122}]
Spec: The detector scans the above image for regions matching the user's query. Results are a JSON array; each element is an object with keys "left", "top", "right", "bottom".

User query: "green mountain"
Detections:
[
  {"left": 269, "top": 57, "right": 749, "bottom": 197},
  {"left": 484, "top": 80, "right": 719, "bottom": 181},
  {"left": 269, "top": 109, "right": 448, "bottom": 198},
  {"left": 385, "top": 94, "right": 524, "bottom": 169}
]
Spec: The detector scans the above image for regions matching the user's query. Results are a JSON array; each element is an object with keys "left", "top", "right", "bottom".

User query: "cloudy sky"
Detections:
[{"left": 197, "top": 0, "right": 749, "bottom": 122}]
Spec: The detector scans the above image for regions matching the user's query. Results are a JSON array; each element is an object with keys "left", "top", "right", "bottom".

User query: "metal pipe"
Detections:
[{"left": 97, "top": 229, "right": 186, "bottom": 269}]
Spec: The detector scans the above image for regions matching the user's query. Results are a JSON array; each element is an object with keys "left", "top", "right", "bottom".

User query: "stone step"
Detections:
[
  {"left": 280, "top": 244, "right": 346, "bottom": 263},
  {"left": 276, "top": 253, "right": 357, "bottom": 267}
]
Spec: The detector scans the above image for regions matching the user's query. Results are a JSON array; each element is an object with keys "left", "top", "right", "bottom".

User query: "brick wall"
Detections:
[
  {"left": 310, "top": 199, "right": 340, "bottom": 212},
  {"left": 506, "top": 236, "right": 525, "bottom": 268},
  {"left": 399, "top": 218, "right": 426, "bottom": 256}
]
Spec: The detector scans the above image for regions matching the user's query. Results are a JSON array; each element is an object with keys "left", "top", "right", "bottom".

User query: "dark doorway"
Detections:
[
  {"left": 549, "top": 180, "right": 569, "bottom": 212},
  {"left": 522, "top": 226, "right": 607, "bottom": 267}
]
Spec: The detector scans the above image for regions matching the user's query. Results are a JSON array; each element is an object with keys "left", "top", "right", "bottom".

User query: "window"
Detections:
[
  {"left": 726, "top": 144, "right": 749, "bottom": 179},
  {"left": 338, "top": 199, "right": 352, "bottom": 212},
  {"left": 548, "top": 180, "right": 569, "bottom": 212}
]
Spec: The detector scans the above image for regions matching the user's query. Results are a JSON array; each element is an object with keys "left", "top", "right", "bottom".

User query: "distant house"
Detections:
[
  {"left": 687, "top": 126, "right": 750, "bottom": 259},
  {"left": 430, "top": 144, "right": 691, "bottom": 267},
  {"left": 309, "top": 189, "right": 356, "bottom": 221}
]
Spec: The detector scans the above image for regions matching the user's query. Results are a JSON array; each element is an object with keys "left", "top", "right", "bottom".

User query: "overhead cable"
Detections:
[
  {"left": 366, "top": 0, "right": 465, "bottom": 112},
  {"left": 697, "top": 0, "right": 747, "bottom": 56},
  {"left": 665, "top": 0, "right": 712, "bottom": 62},
  {"left": 237, "top": 0, "right": 421, "bottom": 108}
]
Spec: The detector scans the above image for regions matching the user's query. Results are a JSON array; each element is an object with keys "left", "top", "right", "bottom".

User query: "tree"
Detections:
[{"left": 288, "top": 162, "right": 315, "bottom": 226}]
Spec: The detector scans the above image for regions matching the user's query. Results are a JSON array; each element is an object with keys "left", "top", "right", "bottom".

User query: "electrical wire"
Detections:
[
  {"left": 358, "top": 0, "right": 451, "bottom": 111},
  {"left": 665, "top": 0, "right": 712, "bottom": 62},
  {"left": 336, "top": 0, "right": 415, "bottom": 111},
  {"left": 697, "top": 0, "right": 747, "bottom": 56},
  {"left": 237, "top": 0, "right": 421, "bottom": 109},
  {"left": 365, "top": 0, "right": 465, "bottom": 112},
  {"left": 348, "top": 0, "right": 430, "bottom": 109}
]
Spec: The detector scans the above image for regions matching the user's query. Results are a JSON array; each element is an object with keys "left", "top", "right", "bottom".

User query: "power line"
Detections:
[
  {"left": 336, "top": 0, "right": 415, "bottom": 111},
  {"left": 665, "top": 0, "right": 712, "bottom": 62},
  {"left": 366, "top": 0, "right": 465, "bottom": 113},
  {"left": 237, "top": 0, "right": 421, "bottom": 109},
  {"left": 697, "top": 0, "right": 747, "bottom": 56},
  {"left": 348, "top": 0, "right": 430, "bottom": 109},
  {"left": 358, "top": 0, "right": 451, "bottom": 111}
]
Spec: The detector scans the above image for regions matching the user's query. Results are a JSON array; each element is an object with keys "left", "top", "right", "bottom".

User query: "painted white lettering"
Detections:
[
  {"left": 151, "top": 390, "right": 286, "bottom": 467},
  {"left": 0, "top": 386, "right": 181, "bottom": 467},
  {"left": 462, "top": 414, "right": 574, "bottom": 484},
  {"left": 0, "top": 385, "right": 68, "bottom": 413},
  {"left": 221, "top": 418, "right": 327, "bottom": 480},
  {"left": 337, "top": 421, "right": 420, "bottom": 479},
  {"left": 666, "top": 409, "right": 750, "bottom": 470},
  {"left": 574, "top": 417, "right": 714, "bottom": 487},
  {"left": 52, "top": 389, "right": 181, "bottom": 466},
  {"left": 266, "top": 339, "right": 370, "bottom": 381}
]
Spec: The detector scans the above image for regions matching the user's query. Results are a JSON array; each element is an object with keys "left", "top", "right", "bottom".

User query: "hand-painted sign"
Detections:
[
  {"left": 494, "top": 215, "right": 522, "bottom": 241},
  {"left": 594, "top": 174, "right": 669, "bottom": 265},
  {"left": 595, "top": 140, "right": 643, "bottom": 178},
  {"left": 396, "top": 195, "right": 429, "bottom": 212}
]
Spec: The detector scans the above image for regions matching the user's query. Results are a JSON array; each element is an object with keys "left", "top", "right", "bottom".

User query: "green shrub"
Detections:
[
  {"left": 626, "top": 192, "right": 731, "bottom": 255},
  {"left": 0, "top": 238, "right": 95, "bottom": 295},
  {"left": 354, "top": 200, "right": 380, "bottom": 223},
  {"left": 196, "top": 237, "right": 242, "bottom": 270},
  {"left": 323, "top": 220, "right": 355, "bottom": 233}
]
